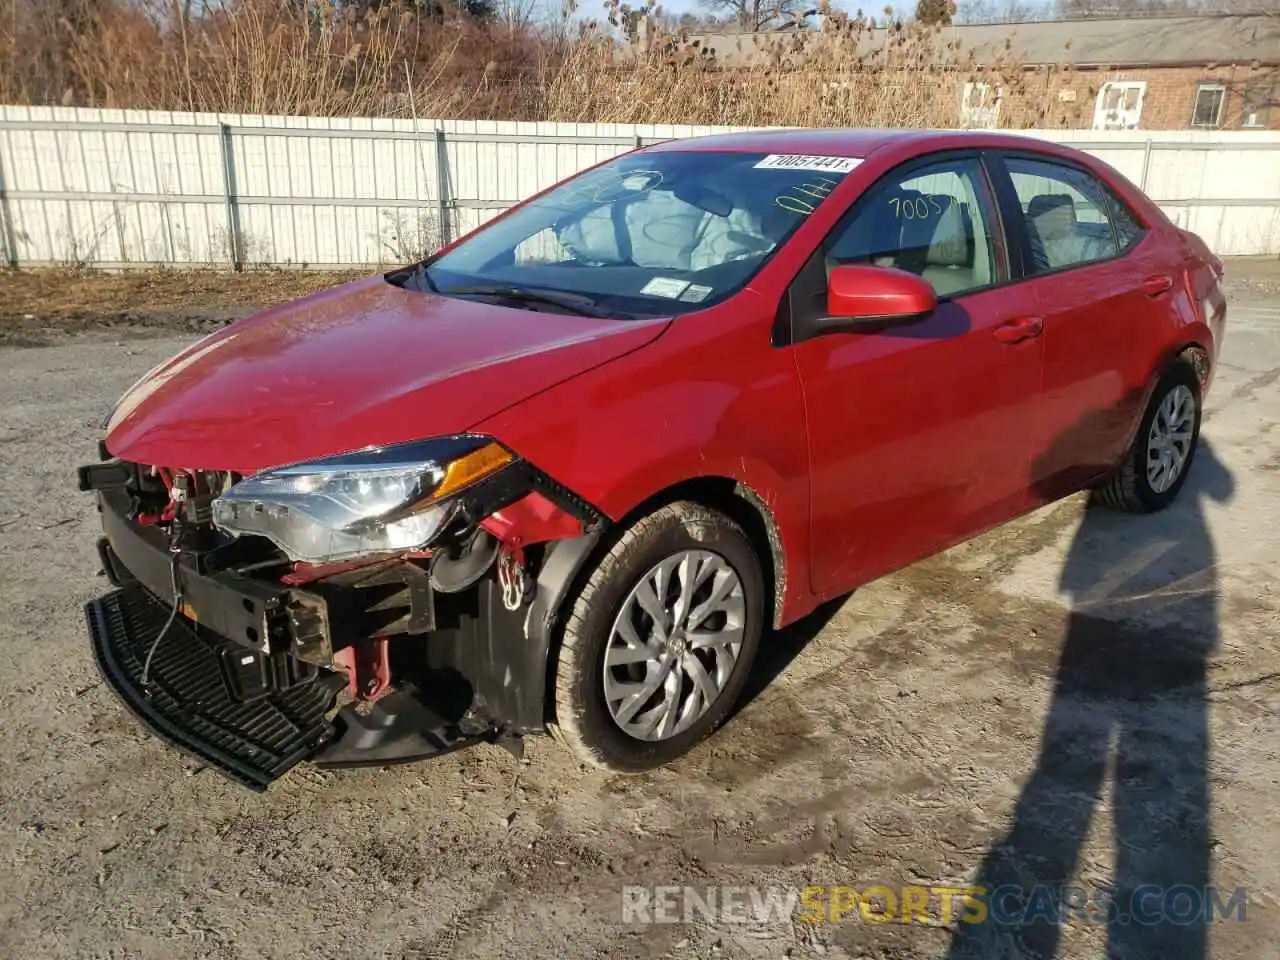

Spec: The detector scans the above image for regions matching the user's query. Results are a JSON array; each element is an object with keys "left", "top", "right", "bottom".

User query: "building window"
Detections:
[
  {"left": 1242, "top": 82, "right": 1272, "bottom": 128},
  {"left": 1093, "top": 80, "right": 1146, "bottom": 130},
  {"left": 1192, "top": 83, "right": 1227, "bottom": 128}
]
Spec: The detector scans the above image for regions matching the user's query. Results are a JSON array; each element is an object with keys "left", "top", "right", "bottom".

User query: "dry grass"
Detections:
[
  {"left": 0, "top": 0, "right": 1088, "bottom": 128},
  {"left": 547, "top": 5, "right": 1061, "bottom": 128}
]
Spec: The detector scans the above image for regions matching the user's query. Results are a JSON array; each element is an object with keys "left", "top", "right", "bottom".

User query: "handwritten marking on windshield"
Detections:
[{"left": 775, "top": 177, "right": 842, "bottom": 216}]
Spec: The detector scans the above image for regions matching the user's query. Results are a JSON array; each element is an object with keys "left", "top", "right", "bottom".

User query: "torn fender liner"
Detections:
[{"left": 86, "top": 585, "right": 342, "bottom": 791}]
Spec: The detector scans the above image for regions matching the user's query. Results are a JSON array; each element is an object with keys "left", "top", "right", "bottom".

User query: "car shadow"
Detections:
[
  {"left": 946, "top": 436, "right": 1235, "bottom": 960},
  {"left": 729, "top": 595, "right": 848, "bottom": 719}
]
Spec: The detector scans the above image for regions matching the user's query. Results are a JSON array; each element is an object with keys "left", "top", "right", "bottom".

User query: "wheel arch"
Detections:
[
  {"left": 527, "top": 474, "right": 787, "bottom": 728},
  {"left": 1116, "top": 340, "right": 1212, "bottom": 460},
  {"left": 1175, "top": 341, "right": 1211, "bottom": 387},
  {"left": 613, "top": 476, "right": 785, "bottom": 631}
]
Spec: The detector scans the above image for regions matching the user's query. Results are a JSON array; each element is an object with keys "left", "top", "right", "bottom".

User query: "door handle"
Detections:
[
  {"left": 1142, "top": 274, "right": 1174, "bottom": 297},
  {"left": 993, "top": 316, "right": 1044, "bottom": 344}
]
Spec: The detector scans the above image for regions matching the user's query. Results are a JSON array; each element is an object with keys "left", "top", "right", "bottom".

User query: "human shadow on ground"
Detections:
[{"left": 947, "top": 437, "right": 1234, "bottom": 960}]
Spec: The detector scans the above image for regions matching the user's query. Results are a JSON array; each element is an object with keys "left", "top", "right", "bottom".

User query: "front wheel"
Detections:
[
  {"left": 1092, "top": 358, "right": 1202, "bottom": 513},
  {"left": 549, "top": 501, "right": 764, "bottom": 772}
]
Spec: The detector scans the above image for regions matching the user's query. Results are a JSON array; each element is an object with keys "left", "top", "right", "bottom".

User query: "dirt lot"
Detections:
[
  {"left": 0, "top": 263, "right": 1277, "bottom": 960},
  {"left": 0, "top": 268, "right": 364, "bottom": 347}
]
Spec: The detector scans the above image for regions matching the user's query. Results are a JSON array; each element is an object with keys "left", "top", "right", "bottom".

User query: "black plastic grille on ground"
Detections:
[{"left": 86, "top": 586, "right": 339, "bottom": 791}]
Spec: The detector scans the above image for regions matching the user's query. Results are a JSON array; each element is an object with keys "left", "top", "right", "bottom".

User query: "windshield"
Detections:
[{"left": 404, "top": 150, "right": 859, "bottom": 317}]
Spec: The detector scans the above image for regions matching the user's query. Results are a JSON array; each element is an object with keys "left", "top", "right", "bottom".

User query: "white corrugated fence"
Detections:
[{"left": 1, "top": 105, "right": 1278, "bottom": 267}]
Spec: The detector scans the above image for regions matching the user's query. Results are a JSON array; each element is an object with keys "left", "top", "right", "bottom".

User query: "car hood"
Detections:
[{"left": 105, "top": 275, "right": 670, "bottom": 473}]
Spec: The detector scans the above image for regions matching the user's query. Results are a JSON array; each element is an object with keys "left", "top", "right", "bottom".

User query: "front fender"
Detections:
[{"left": 476, "top": 297, "right": 818, "bottom": 626}]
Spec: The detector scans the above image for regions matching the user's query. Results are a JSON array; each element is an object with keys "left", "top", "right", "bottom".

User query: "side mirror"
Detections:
[{"left": 825, "top": 264, "right": 937, "bottom": 329}]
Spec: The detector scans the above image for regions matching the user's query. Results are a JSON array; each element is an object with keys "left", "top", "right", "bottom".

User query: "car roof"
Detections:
[{"left": 640, "top": 128, "right": 1072, "bottom": 161}]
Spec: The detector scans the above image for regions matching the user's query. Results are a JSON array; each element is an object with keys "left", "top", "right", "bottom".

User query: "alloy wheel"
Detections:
[
  {"left": 602, "top": 549, "right": 746, "bottom": 741},
  {"left": 1146, "top": 383, "right": 1196, "bottom": 494}
]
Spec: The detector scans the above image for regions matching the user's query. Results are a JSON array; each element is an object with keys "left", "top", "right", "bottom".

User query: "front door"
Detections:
[{"left": 788, "top": 153, "right": 1046, "bottom": 598}]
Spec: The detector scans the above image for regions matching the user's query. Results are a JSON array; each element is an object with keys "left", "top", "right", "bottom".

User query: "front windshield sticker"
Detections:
[
  {"left": 754, "top": 154, "right": 862, "bottom": 173},
  {"left": 640, "top": 276, "right": 692, "bottom": 299},
  {"left": 679, "top": 284, "right": 714, "bottom": 303}
]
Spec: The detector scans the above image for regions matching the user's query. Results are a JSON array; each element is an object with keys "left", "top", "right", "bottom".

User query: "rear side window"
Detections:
[{"left": 1004, "top": 157, "right": 1142, "bottom": 275}]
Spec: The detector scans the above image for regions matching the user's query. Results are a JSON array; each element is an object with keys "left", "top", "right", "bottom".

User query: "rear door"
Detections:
[
  {"left": 787, "top": 151, "right": 1045, "bottom": 598},
  {"left": 985, "top": 151, "right": 1168, "bottom": 505}
]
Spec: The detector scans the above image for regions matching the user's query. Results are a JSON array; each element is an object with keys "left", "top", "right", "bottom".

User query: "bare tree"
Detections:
[
  {"left": 916, "top": 0, "right": 956, "bottom": 23},
  {"left": 956, "top": 0, "right": 1048, "bottom": 22},
  {"left": 696, "top": 0, "right": 810, "bottom": 31}
]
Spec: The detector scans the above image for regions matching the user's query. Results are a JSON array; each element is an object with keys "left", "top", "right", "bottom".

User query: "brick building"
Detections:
[{"left": 671, "top": 13, "right": 1280, "bottom": 131}]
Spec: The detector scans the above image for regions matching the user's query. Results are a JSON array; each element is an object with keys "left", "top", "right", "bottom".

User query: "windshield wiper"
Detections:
[{"left": 442, "top": 284, "right": 618, "bottom": 319}]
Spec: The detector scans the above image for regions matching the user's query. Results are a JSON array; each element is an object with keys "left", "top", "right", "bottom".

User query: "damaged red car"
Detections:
[{"left": 80, "top": 129, "right": 1227, "bottom": 790}]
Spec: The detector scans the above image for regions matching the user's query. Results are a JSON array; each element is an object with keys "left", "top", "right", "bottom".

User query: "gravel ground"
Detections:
[{"left": 0, "top": 266, "right": 1277, "bottom": 960}]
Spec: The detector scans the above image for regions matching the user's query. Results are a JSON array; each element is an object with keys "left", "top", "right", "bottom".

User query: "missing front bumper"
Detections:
[
  {"left": 81, "top": 464, "right": 596, "bottom": 788},
  {"left": 87, "top": 585, "right": 343, "bottom": 790}
]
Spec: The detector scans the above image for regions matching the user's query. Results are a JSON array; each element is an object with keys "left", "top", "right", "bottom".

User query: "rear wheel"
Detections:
[
  {"left": 1092, "top": 359, "right": 1202, "bottom": 513},
  {"left": 549, "top": 502, "right": 764, "bottom": 772}
]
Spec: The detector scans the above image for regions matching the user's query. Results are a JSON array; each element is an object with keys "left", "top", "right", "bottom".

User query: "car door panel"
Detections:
[
  {"left": 790, "top": 153, "right": 1044, "bottom": 599},
  {"left": 989, "top": 153, "right": 1174, "bottom": 506},
  {"left": 798, "top": 288, "right": 1042, "bottom": 597}
]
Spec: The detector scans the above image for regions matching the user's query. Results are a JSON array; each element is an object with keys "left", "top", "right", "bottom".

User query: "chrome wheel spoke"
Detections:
[
  {"left": 671, "top": 553, "right": 699, "bottom": 628},
  {"left": 687, "top": 570, "right": 742, "bottom": 631},
  {"left": 682, "top": 653, "right": 722, "bottom": 710},
  {"left": 613, "top": 614, "right": 650, "bottom": 653},
  {"left": 602, "top": 548, "right": 746, "bottom": 742},
  {"left": 689, "top": 626, "right": 743, "bottom": 651},
  {"left": 632, "top": 577, "right": 669, "bottom": 641},
  {"left": 605, "top": 643, "right": 657, "bottom": 667},
  {"left": 655, "top": 668, "right": 684, "bottom": 739},
  {"left": 607, "top": 661, "right": 671, "bottom": 726}
]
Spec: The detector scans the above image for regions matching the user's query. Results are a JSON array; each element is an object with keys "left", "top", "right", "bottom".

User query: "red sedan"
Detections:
[{"left": 80, "top": 129, "right": 1227, "bottom": 788}]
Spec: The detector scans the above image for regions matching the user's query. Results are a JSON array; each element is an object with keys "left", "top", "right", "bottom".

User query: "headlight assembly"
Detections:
[{"left": 211, "top": 436, "right": 515, "bottom": 562}]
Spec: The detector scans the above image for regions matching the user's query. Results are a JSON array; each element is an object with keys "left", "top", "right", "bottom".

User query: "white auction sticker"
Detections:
[
  {"left": 640, "top": 276, "right": 692, "bottom": 299},
  {"left": 753, "top": 154, "right": 862, "bottom": 173}
]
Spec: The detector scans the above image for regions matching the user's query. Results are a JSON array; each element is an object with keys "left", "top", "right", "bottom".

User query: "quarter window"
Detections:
[
  {"left": 1004, "top": 157, "right": 1142, "bottom": 274},
  {"left": 1192, "top": 83, "right": 1227, "bottom": 128},
  {"left": 823, "top": 158, "right": 998, "bottom": 298}
]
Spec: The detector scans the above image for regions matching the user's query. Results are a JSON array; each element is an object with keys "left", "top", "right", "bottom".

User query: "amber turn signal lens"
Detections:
[{"left": 432, "top": 442, "right": 514, "bottom": 500}]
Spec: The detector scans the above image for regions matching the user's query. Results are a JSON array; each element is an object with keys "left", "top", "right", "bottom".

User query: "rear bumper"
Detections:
[{"left": 86, "top": 585, "right": 342, "bottom": 790}]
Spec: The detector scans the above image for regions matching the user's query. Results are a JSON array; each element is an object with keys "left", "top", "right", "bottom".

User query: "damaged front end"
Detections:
[{"left": 78, "top": 436, "right": 605, "bottom": 791}]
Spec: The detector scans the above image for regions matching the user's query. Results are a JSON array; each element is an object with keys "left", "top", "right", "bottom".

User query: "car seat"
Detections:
[{"left": 920, "top": 196, "right": 985, "bottom": 296}]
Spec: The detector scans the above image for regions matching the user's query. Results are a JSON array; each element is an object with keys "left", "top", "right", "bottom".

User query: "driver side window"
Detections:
[{"left": 824, "top": 158, "right": 998, "bottom": 299}]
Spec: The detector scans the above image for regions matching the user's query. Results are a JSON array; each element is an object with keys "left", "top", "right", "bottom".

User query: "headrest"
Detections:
[
  {"left": 924, "top": 195, "right": 971, "bottom": 268},
  {"left": 1027, "top": 194, "right": 1077, "bottom": 236},
  {"left": 895, "top": 191, "right": 937, "bottom": 256}
]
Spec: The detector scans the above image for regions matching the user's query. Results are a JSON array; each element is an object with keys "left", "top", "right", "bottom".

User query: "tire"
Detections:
[
  {"left": 548, "top": 501, "right": 764, "bottom": 772},
  {"left": 1092, "top": 358, "right": 1202, "bottom": 514}
]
